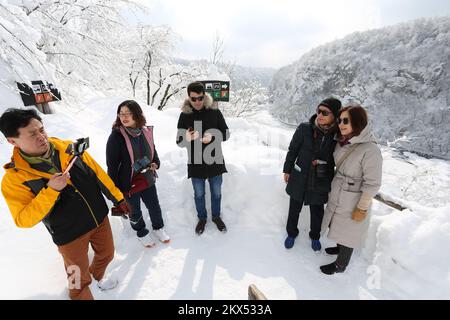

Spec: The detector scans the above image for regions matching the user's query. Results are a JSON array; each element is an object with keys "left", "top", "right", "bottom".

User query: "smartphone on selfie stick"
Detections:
[{"left": 64, "top": 137, "right": 90, "bottom": 175}]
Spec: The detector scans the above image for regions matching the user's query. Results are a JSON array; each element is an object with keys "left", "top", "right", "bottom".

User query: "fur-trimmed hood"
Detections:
[{"left": 181, "top": 93, "right": 216, "bottom": 114}]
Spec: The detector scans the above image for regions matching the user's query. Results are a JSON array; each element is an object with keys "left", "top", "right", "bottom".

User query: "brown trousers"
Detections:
[{"left": 57, "top": 216, "right": 115, "bottom": 300}]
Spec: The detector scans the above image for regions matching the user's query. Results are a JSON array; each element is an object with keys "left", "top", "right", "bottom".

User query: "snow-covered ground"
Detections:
[{"left": 0, "top": 99, "right": 449, "bottom": 300}]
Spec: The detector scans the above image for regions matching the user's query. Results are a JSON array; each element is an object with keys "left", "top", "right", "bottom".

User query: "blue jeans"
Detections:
[
  {"left": 125, "top": 185, "right": 164, "bottom": 238},
  {"left": 191, "top": 175, "right": 223, "bottom": 220}
]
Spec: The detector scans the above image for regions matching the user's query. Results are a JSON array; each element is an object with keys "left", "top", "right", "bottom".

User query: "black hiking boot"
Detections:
[
  {"left": 195, "top": 219, "right": 207, "bottom": 235},
  {"left": 320, "top": 262, "right": 346, "bottom": 275},
  {"left": 212, "top": 216, "right": 227, "bottom": 232},
  {"left": 325, "top": 246, "right": 340, "bottom": 255}
]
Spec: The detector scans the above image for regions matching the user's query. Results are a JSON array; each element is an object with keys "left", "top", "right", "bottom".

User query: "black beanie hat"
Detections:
[{"left": 318, "top": 97, "right": 342, "bottom": 118}]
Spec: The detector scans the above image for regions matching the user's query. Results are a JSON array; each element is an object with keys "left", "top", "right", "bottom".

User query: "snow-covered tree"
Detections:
[
  {"left": 17, "top": 0, "right": 144, "bottom": 99},
  {"left": 206, "top": 33, "right": 273, "bottom": 117},
  {"left": 270, "top": 16, "right": 450, "bottom": 159},
  {"left": 0, "top": 1, "right": 54, "bottom": 106},
  {"left": 225, "top": 80, "right": 268, "bottom": 118},
  {"left": 152, "top": 61, "right": 213, "bottom": 110}
]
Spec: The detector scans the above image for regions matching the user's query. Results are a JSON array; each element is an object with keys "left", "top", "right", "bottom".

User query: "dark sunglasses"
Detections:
[
  {"left": 317, "top": 108, "right": 331, "bottom": 116},
  {"left": 190, "top": 96, "right": 204, "bottom": 102},
  {"left": 338, "top": 117, "right": 350, "bottom": 125}
]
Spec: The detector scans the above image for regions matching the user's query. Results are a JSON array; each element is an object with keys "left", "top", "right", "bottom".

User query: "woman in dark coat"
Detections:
[
  {"left": 283, "top": 98, "right": 341, "bottom": 251},
  {"left": 106, "top": 100, "right": 169, "bottom": 248}
]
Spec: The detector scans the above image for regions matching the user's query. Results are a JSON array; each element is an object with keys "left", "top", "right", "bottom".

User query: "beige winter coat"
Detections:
[{"left": 321, "top": 124, "right": 383, "bottom": 248}]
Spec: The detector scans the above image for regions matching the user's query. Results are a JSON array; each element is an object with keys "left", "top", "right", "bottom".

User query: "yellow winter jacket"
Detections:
[{"left": 1, "top": 137, "right": 124, "bottom": 245}]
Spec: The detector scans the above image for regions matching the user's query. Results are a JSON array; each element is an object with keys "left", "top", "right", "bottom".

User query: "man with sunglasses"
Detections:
[
  {"left": 283, "top": 97, "right": 341, "bottom": 251},
  {"left": 176, "top": 82, "right": 230, "bottom": 235}
]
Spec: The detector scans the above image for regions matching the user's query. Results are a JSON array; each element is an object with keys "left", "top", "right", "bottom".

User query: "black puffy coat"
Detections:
[
  {"left": 176, "top": 94, "right": 230, "bottom": 179},
  {"left": 283, "top": 115, "right": 337, "bottom": 205},
  {"left": 106, "top": 127, "right": 160, "bottom": 193}
]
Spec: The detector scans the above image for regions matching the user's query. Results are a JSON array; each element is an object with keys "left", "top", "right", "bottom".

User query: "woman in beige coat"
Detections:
[{"left": 320, "top": 105, "right": 382, "bottom": 275}]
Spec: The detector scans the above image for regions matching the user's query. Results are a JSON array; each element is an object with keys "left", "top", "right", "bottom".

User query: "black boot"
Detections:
[
  {"left": 195, "top": 219, "right": 207, "bottom": 235},
  {"left": 325, "top": 246, "right": 340, "bottom": 255},
  {"left": 320, "top": 262, "right": 346, "bottom": 275},
  {"left": 212, "top": 216, "right": 227, "bottom": 232}
]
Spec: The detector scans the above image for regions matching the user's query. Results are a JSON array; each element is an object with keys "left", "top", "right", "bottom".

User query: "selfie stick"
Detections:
[{"left": 63, "top": 156, "right": 78, "bottom": 175}]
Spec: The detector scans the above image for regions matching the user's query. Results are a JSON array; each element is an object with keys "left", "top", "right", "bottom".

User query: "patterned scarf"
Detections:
[
  {"left": 339, "top": 134, "right": 354, "bottom": 147},
  {"left": 124, "top": 126, "right": 142, "bottom": 137}
]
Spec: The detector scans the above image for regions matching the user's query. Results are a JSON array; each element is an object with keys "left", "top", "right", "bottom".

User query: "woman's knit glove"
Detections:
[
  {"left": 352, "top": 207, "right": 367, "bottom": 222},
  {"left": 352, "top": 192, "right": 372, "bottom": 221}
]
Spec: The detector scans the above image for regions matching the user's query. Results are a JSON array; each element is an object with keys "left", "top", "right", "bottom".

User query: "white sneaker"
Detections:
[
  {"left": 97, "top": 277, "right": 118, "bottom": 291},
  {"left": 138, "top": 233, "right": 156, "bottom": 248},
  {"left": 154, "top": 228, "right": 170, "bottom": 243}
]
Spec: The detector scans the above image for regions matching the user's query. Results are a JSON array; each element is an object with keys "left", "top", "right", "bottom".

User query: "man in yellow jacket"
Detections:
[{"left": 0, "top": 108, "right": 130, "bottom": 300}]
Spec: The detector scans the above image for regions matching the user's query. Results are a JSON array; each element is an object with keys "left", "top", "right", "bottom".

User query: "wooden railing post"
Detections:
[{"left": 248, "top": 284, "right": 267, "bottom": 300}]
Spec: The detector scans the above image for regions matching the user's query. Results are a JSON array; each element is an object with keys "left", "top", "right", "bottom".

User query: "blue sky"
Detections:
[{"left": 130, "top": 0, "right": 450, "bottom": 68}]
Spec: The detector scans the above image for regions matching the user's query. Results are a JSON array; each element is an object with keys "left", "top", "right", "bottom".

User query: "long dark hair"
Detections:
[
  {"left": 112, "top": 100, "right": 146, "bottom": 129},
  {"left": 337, "top": 105, "right": 368, "bottom": 138}
]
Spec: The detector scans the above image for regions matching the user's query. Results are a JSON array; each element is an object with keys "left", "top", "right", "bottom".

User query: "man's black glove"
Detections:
[{"left": 111, "top": 199, "right": 132, "bottom": 219}]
